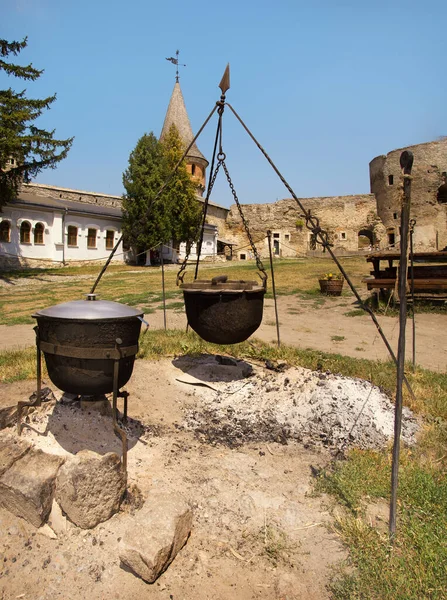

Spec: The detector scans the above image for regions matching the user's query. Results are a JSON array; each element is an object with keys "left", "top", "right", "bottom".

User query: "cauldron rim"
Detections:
[{"left": 181, "top": 279, "right": 265, "bottom": 294}]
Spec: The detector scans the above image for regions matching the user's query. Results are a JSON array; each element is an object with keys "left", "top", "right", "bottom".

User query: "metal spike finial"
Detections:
[{"left": 219, "top": 64, "right": 230, "bottom": 95}]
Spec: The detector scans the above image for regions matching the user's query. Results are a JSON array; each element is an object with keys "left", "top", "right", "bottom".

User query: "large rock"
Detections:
[
  {"left": 119, "top": 491, "right": 192, "bottom": 583},
  {"left": 0, "top": 447, "right": 64, "bottom": 527},
  {"left": 0, "top": 432, "right": 31, "bottom": 476},
  {"left": 55, "top": 450, "right": 126, "bottom": 529}
]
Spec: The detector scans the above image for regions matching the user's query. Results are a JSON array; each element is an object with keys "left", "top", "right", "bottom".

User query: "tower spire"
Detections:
[{"left": 160, "top": 74, "right": 209, "bottom": 194}]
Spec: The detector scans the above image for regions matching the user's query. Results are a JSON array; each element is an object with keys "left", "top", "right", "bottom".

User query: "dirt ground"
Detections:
[
  {"left": 0, "top": 352, "right": 419, "bottom": 600},
  {"left": 1, "top": 294, "right": 446, "bottom": 372},
  {"left": 1, "top": 358, "right": 356, "bottom": 600},
  {"left": 0, "top": 286, "right": 442, "bottom": 600}
]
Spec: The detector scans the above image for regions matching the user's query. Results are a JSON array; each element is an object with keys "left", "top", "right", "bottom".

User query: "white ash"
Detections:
[{"left": 183, "top": 363, "right": 419, "bottom": 451}]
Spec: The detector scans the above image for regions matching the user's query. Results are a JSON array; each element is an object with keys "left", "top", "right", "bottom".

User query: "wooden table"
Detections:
[{"left": 363, "top": 251, "right": 447, "bottom": 294}]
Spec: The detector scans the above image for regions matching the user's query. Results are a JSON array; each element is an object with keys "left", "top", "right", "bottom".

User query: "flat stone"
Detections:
[
  {"left": 0, "top": 432, "right": 31, "bottom": 476},
  {"left": 55, "top": 450, "right": 126, "bottom": 529},
  {"left": 119, "top": 491, "right": 192, "bottom": 583},
  {"left": 0, "top": 448, "right": 64, "bottom": 527}
]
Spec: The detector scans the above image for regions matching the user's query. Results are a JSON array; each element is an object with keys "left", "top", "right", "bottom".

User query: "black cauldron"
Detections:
[
  {"left": 32, "top": 296, "right": 143, "bottom": 395},
  {"left": 181, "top": 276, "right": 265, "bottom": 344}
]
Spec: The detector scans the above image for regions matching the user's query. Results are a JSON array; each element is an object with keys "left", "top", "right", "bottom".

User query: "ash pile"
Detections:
[{"left": 179, "top": 356, "right": 419, "bottom": 452}]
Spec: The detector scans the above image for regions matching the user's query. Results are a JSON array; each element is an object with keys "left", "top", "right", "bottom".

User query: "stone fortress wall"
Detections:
[
  {"left": 370, "top": 138, "right": 447, "bottom": 251},
  {"left": 220, "top": 194, "right": 382, "bottom": 259}
]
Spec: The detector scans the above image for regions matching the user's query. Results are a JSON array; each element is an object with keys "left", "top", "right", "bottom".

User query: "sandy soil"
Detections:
[
  {"left": 1, "top": 295, "right": 446, "bottom": 372},
  {"left": 0, "top": 352, "right": 419, "bottom": 600}
]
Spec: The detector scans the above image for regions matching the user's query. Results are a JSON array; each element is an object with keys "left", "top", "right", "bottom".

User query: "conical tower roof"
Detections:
[{"left": 160, "top": 82, "right": 208, "bottom": 165}]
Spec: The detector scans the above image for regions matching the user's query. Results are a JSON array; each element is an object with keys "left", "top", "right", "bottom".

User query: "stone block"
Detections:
[
  {"left": 0, "top": 448, "right": 64, "bottom": 527},
  {"left": 119, "top": 491, "right": 192, "bottom": 583},
  {"left": 55, "top": 450, "right": 126, "bottom": 529},
  {"left": 0, "top": 432, "right": 31, "bottom": 476}
]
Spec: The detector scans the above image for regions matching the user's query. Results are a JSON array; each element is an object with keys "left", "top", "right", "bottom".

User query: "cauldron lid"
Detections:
[{"left": 33, "top": 299, "right": 143, "bottom": 320}]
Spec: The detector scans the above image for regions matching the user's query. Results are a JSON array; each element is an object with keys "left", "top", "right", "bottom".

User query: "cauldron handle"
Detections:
[{"left": 211, "top": 275, "right": 228, "bottom": 285}]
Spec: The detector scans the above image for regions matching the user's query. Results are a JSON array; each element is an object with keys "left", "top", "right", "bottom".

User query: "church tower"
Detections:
[{"left": 160, "top": 81, "right": 209, "bottom": 196}]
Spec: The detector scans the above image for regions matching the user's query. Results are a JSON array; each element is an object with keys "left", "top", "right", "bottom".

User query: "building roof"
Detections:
[
  {"left": 11, "top": 192, "right": 122, "bottom": 220},
  {"left": 160, "top": 82, "right": 208, "bottom": 165}
]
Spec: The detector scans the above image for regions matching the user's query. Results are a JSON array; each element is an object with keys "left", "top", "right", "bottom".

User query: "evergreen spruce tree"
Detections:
[
  {"left": 0, "top": 37, "right": 74, "bottom": 208},
  {"left": 122, "top": 132, "right": 169, "bottom": 257}
]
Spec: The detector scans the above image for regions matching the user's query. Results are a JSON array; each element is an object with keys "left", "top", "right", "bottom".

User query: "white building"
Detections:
[{"left": 0, "top": 188, "right": 124, "bottom": 269}]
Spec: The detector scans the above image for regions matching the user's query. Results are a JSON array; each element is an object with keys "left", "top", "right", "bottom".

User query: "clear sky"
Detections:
[{"left": 3, "top": 0, "right": 446, "bottom": 208}]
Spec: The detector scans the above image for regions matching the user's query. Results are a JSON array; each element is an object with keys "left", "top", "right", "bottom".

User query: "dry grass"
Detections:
[{"left": 0, "top": 256, "right": 369, "bottom": 326}]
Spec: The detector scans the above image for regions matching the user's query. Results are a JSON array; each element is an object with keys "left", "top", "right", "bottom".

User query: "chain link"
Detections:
[
  {"left": 176, "top": 162, "right": 222, "bottom": 285},
  {"left": 220, "top": 159, "right": 267, "bottom": 286}
]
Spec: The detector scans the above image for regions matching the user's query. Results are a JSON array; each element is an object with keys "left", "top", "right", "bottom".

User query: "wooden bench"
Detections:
[{"left": 363, "top": 277, "right": 447, "bottom": 291}]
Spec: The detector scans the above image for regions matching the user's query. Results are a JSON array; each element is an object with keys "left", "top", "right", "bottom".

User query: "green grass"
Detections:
[
  {"left": 0, "top": 347, "right": 40, "bottom": 383},
  {"left": 344, "top": 308, "right": 366, "bottom": 317},
  {"left": 317, "top": 451, "right": 447, "bottom": 599},
  {"left": 331, "top": 335, "right": 346, "bottom": 342}
]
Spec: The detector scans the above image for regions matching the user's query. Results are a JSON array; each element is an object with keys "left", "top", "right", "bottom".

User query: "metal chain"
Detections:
[
  {"left": 176, "top": 161, "right": 222, "bottom": 285},
  {"left": 220, "top": 157, "right": 268, "bottom": 286}
]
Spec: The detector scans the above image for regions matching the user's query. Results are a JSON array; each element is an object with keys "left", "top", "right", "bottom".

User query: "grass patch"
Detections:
[
  {"left": 344, "top": 309, "right": 365, "bottom": 317},
  {"left": 162, "top": 301, "right": 185, "bottom": 311},
  {"left": 0, "top": 314, "right": 35, "bottom": 326},
  {"left": 331, "top": 335, "right": 346, "bottom": 342},
  {"left": 0, "top": 347, "right": 41, "bottom": 383},
  {"left": 317, "top": 450, "right": 447, "bottom": 599}
]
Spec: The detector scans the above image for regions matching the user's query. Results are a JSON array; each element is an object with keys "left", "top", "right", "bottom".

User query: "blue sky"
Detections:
[{"left": 3, "top": 0, "right": 446, "bottom": 208}]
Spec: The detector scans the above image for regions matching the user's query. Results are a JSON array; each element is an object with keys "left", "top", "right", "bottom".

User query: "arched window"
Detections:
[
  {"left": 0, "top": 220, "right": 11, "bottom": 243},
  {"left": 20, "top": 221, "right": 31, "bottom": 244},
  {"left": 67, "top": 226, "right": 78, "bottom": 247},
  {"left": 34, "top": 222, "right": 44, "bottom": 244}
]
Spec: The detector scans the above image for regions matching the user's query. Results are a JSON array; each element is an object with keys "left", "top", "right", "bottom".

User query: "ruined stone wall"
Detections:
[
  {"left": 220, "top": 194, "right": 380, "bottom": 259},
  {"left": 23, "top": 183, "right": 122, "bottom": 209},
  {"left": 370, "top": 139, "right": 447, "bottom": 250}
]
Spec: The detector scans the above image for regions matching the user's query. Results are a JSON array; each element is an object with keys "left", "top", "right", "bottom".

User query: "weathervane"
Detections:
[{"left": 165, "top": 49, "right": 186, "bottom": 82}]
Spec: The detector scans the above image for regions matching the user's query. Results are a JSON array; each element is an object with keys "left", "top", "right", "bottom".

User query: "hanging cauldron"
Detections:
[
  {"left": 32, "top": 295, "right": 143, "bottom": 396},
  {"left": 181, "top": 275, "right": 265, "bottom": 344}
]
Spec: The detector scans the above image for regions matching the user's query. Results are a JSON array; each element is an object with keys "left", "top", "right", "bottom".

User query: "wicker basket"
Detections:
[{"left": 318, "top": 278, "right": 344, "bottom": 296}]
